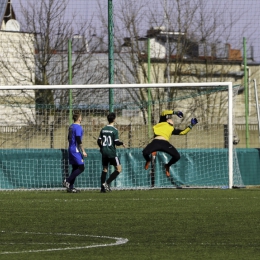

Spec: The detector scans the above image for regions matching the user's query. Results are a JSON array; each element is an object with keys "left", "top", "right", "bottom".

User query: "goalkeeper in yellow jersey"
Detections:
[{"left": 142, "top": 110, "right": 198, "bottom": 177}]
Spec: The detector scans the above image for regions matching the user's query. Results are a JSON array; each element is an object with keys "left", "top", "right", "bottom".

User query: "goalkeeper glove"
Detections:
[
  {"left": 174, "top": 111, "right": 184, "bottom": 118},
  {"left": 189, "top": 118, "right": 198, "bottom": 128}
]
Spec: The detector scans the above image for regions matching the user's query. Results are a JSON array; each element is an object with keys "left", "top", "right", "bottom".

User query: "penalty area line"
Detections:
[{"left": 0, "top": 231, "right": 128, "bottom": 255}]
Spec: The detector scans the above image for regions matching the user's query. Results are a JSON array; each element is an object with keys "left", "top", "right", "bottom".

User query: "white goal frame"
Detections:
[{"left": 0, "top": 82, "right": 234, "bottom": 189}]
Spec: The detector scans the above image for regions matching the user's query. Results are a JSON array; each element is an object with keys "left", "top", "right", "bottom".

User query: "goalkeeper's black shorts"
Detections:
[{"left": 142, "top": 139, "right": 180, "bottom": 166}]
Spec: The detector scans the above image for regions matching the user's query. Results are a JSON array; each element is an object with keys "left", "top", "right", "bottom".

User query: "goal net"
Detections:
[{"left": 0, "top": 83, "right": 244, "bottom": 190}]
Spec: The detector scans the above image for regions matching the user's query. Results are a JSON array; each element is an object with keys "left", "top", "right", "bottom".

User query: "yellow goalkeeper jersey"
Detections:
[
  {"left": 153, "top": 122, "right": 173, "bottom": 141},
  {"left": 153, "top": 122, "right": 191, "bottom": 141}
]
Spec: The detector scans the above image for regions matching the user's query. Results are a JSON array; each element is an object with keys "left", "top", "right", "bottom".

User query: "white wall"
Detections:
[
  {"left": 150, "top": 38, "right": 166, "bottom": 59},
  {"left": 0, "top": 31, "right": 36, "bottom": 126}
]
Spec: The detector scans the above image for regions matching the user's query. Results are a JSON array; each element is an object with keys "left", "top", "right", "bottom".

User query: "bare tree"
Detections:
[
  {"left": 0, "top": 0, "right": 109, "bottom": 128},
  {"left": 97, "top": 0, "right": 251, "bottom": 126}
]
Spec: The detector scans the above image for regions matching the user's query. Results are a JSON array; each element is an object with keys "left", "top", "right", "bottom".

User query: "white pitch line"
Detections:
[{"left": 0, "top": 231, "right": 128, "bottom": 255}]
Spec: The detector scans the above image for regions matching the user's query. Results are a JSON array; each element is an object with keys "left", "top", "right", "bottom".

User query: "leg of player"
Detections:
[
  {"left": 164, "top": 146, "right": 180, "bottom": 177},
  {"left": 150, "top": 152, "right": 157, "bottom": 187},
  {"left": 100, "top": 168, "right": 107, "bottom": 193},
  {"left": 143, "top": 141, "right": 157, "bottom": 170},
  {"left": 103, "top": 158, "right": 122, "bottom": 192},
  {"left": 103, "top": 157, "right": 122, "bottom": 191},
  {"left": 104, "top": 166, "right": 121, "bottom": 191},
  {"left": 66, "top": 164, "right": 85, "bottom": 193}
]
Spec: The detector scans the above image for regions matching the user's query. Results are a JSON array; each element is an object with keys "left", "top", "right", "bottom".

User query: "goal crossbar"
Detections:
[{"left": 0, "top": 82, "right": 232, "bottom": 90}]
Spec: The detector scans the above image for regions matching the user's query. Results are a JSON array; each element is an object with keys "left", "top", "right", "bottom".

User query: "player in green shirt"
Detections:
[{"left": 97, "top": 113, "right": 125, "bottom": 192}]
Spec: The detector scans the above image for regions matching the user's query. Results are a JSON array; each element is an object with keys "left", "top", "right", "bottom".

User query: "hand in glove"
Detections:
[
  {"left": 189, "top": 118, "right": 198, "bottom": 128},
  {"left": 174, "top": 111, "right": 184, "bottom": 118},
  {"left": 191, "top": 118, "right": 198, "bottom": 126}
]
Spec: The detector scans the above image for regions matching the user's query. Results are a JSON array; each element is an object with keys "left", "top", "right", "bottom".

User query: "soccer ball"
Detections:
[{"left": 233, "top": 137, "right": 240, "bottom": 145}]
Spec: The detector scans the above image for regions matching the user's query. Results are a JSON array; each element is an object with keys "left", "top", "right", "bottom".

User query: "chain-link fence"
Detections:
[{"left": 1, "top": 0, "right": 260, "bottom": 148}]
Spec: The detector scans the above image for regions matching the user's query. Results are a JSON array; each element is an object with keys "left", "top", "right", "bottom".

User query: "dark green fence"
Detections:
[{"left": 0, "top": 148, "right": 259, "bottom": 189}]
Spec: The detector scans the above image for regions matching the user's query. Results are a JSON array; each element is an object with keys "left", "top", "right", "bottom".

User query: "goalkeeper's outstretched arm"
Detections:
[
  {"left": 159, "top": 110, "right": 184, "bottom": 123},
  {"left": 161, "top": 110, "right": 184, "bottom": 118},
  {"left": 172, "top": 118, "right": 198, "bottom": 135}
]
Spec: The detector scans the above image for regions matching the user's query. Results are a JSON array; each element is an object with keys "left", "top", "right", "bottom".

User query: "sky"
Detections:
[{"left": 10, "top": 0, "right": 260, "bottom": 62}]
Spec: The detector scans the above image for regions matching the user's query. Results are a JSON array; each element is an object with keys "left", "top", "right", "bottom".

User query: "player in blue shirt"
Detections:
[{"left": 63, "top": 111, "right": 87, "bottom": 193}]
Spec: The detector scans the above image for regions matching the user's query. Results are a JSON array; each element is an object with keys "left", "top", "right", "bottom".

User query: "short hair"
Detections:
[
  {"left": 73, "top": 111, "right": 81, "bottom": 122},
  {"left": 107, "top": 112, "right": 116, "bottom": 123},
  {"left": 159, "top": 114, "right": 173, "bottom": 123}
]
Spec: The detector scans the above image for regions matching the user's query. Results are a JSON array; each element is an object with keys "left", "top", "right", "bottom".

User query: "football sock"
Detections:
[
  {"left": 101, "top": 171, "right": 107, "bottom": 189},
  {"left": 107, "top": 170, "right": 120, "bottom": 184},
  {"left": 67, "top": 165, "right": 84, "bottom": 184}
]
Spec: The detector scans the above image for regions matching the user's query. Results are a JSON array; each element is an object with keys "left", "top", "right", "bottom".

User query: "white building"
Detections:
[{"left": 0, "top": 0, "right": 35, "bottom": 126}]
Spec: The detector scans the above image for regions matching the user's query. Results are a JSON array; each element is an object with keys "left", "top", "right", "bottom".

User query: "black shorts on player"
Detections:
[{"left": 102, "top": 156, "right": 121, "bottom": 168}]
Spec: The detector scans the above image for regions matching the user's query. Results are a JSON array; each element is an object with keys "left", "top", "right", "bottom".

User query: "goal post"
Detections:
[{"left": 0, "top": 82, "right": 243, "bottom": 190}]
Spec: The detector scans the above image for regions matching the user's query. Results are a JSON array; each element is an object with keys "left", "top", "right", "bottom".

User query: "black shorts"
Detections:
[{"left": 102, "top": 156, "right": 121, "bottom": 167}]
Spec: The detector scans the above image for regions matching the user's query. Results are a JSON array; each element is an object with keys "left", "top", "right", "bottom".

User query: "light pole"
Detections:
[
  {"left": 68, "top": 39, "right": 72, "bottom": 125},
  {"left": 108, "top": 0, "right": 114, "bottom": 112}
]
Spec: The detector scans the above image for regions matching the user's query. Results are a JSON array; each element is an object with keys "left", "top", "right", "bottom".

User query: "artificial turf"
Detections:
[{"left": 0, "top": 189, "right": 260, "bottom": 259}]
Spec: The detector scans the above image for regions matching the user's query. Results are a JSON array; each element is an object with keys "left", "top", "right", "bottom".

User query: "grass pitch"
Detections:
[{"left": 0, "top": 189, "right": 260, "bottom": 260}]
